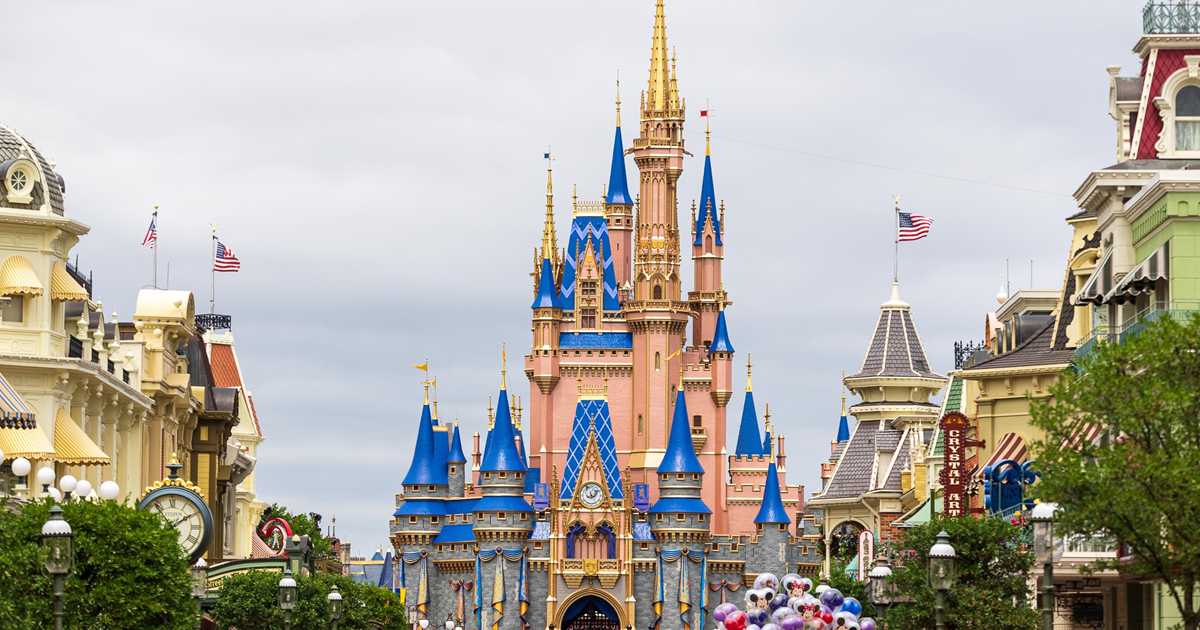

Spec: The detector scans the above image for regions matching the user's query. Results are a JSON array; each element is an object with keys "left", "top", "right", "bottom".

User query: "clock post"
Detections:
[{"left": 138, "top": 454, "right": 214, "bottom": 563}]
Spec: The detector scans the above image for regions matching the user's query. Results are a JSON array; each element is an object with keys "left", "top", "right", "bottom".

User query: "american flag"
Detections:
[
  {"left": 142, "top": 212, "right": 157, "bottom": 249},
  {"left": 897, "top": 211, "right": 933, "bottom": 242},
  {"left": 213, "top": 239, "right": 241, "bottom": 272}
]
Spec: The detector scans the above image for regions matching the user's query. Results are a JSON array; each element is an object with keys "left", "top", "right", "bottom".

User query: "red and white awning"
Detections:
[
  {"left": 1060, "top": 421, "right": 1103, "bottom": 450},
  {"left": 973, "top": 432, "right": 1027, "bottom": 480}
]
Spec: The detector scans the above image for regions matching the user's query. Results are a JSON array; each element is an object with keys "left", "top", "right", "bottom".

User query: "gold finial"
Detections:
[
  {"left": 422, "top": 379, "right": 430, "bottom": 405},
  {"left": 572, "top": 183, "right": 578, "bottom": 211},
  {"left": 704, "top": 99, "right": 712, "bottom": 157},
  {"left": 746, "top": 353, "right": 753, "bottom": 392},
  {"left": 646, "top": 0, "right": 670, "bottom": 112},
  {"left": 431, "top": 376, "right": 440, "bottom": 419},
  {"left": 487, "top": 395, "right": 494, "bottom": 426},
  {"left": 615, "top": 75, "right": 622, "bottom": 127},
  {"left": 500, "top": 343, "right": 508, "bottom": 390},
  {"left": 542, "top": 151, "right": 557, "bottom": 261},
  {"left": 765, "top": 404, "right": 775, "bottom": 458}
]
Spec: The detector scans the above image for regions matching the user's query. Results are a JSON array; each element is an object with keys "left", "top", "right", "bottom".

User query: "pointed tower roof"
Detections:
[
  {"left": 761, "top": 429, "right": 772, "bottom": 455},
  {"left": 754, "top": 462, "right": 791, "bottom": 525},
  {"left": 645, "top": 0, "right": 674, "bottom": 114},
  {"left": 694, "top": 116, "right": 722, "bottom": 246},
  {"left": 479, "top": 387, "right": 524, "bottom": 473},
  {"left": 836, "top": 396, "right": 851, "bottom": 443},
  {"left": 531, "top": 257, "right": 563, "bottom": 309},
  {"left": 448, "top": 424, "right": 467, "bottom": 464},
  {"left": 709, "top": 309, "right": 734, "bottom": 354},
  {"left": 734, "top": 356, "right": 765, "bottom": 456},
  {"left": 850, "top": 282, "right": 942, "bottom": 380},
  {"left": 433, "top": 425, "right": 450, "bottom": 479},
  {"left": 402, "top": 401, "right": 444, "bottom": 485},
  {"left": 606, "top": 82, "right": 632, "bottom": 206},
  {"left": 658, "top": 390, "right": 704, "bottom": 474}
]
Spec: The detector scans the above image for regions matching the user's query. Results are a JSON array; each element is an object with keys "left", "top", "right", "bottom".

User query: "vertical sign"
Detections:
[
  {"left": 633, "top": 483, "right": 650, "bottom": 512},
  {"left": 939, "top": 411, "right": 970, "bottom": 518},
  {"left": 856, "top": 530, "right": 874, "bottom": 582},
  {"left": 533, "top": 483, "right": 549, "bottom": 511}
]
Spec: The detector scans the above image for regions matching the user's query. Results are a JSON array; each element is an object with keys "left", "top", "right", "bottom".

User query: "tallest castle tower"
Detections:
[{"left": 625, "top": 0, "right": 692, "bottom": 481}]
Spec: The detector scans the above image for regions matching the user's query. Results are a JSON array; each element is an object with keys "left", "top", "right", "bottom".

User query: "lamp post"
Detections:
[
  {"left": 928, "top": 530, "right": 957, "bottom": 630},
  {"left": 41, "top": 504, "right": 74, "bottom": 630},
  {"left": 12, "top": 456, "right": 31, "bottom": 492},
  {"left": 1031, "top": 502, "right": 1059, "bottom": 630},
  {"left": 327, "top": 584, "right": 343, "bottom": 630},
  {"left": 278, "top": 566, "right": 298, "bottom": 630},
  {"left": 36, "top": 466, "right": 55, "bottom": 497},
  {"left": 191, "top": 558, "right": 208, "bottom": 630},
  {"left": 868, "top": 554, "right": 894, "bottom": 628}
]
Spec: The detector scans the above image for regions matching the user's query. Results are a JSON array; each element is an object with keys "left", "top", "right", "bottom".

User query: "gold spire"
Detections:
[
  {"left": 746, "top": 353, "right": 753, "bottom": 392},
  {"left": 487, "top": 396, "right": 494, "bottom": 428},
  {"left": 765, "top": 404, "right": 775, "bottom": 458},
  {"left": 704, "top": 102, "right": 712, "bottom": 157},
  {"left": 615, "top": 76, "right": 622, "bottom": 128},
  {"left": 430, "top": 376, "right": 440, "bottom": 419},
  {"left": 541, "top": 152, "right": 557, "bottom": 261},
  {"left": 646, "top": 0, "right": 670, "bottom": 113},
  {"left": 500, "top": 343, "right": 508, "bottom": 390},
  {"left": 422, "top": 379, "right": 430, "bottom": 405},
  {"left": 668, "top": 47, "right": 680, "bottom": 111}
]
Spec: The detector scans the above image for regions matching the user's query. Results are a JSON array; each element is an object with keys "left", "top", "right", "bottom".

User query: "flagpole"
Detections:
[
  {"left": 210, "top": 226, "right": 217, "bottom": 314},
  {"left": 152, "top": 207, "right": 159, "bottom": 288},
  {"left": 893, "top": 195, "right": 901, "bottom": 284}
]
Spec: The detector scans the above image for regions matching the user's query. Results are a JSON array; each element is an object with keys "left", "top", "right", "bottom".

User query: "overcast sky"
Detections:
[{"left": 8, "top": 1, "right": 1139, "bottom": 553}]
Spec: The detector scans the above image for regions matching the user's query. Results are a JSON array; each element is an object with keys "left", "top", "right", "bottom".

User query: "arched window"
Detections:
[
  {"left": 654, "top": 351, "right": 661, "bottom": 371},
  {"left": 1178, "top": 85, "right": 1200, "bottom": 151},
  {"left": 652, "top": 284, "right": 663, "bottom": 300}
]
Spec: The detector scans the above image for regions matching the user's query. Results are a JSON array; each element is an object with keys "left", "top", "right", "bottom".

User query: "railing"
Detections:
[
  {"left": 67, "top": 336, "right": 83, "bottom": 359},
  {"left": 1075, "top": 304, "right": 1200, "bottom": 359},
  {"left": 953, "top": 340, "right": 984, "bottom": 370},
  {"left": 194, "top": 313, "right": 231, "bottom": 332},
  {"left": 65, "top": 259, "right": 92, "bottom": 298},
  {"left": 1145, "top": 1, "right": 1200, "bottom": 33}
]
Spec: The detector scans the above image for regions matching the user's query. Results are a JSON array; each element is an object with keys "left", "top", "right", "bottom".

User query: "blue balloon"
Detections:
[{"left": 840, "top": 596, "right": 862, "bottom": 617}]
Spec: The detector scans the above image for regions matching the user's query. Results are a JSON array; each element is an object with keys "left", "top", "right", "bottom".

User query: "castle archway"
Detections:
[{"left": 556, "top": 589, "right": 625, "bottom": 630}]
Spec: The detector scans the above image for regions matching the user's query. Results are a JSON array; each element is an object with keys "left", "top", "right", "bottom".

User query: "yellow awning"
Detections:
[
  {"left": 50, "top": 262, "right": 88, "bottom": 301},
  {"left": 53, "top": 409, "right": 109, "bottom": 466},
  {"left": 0, "top": 368, "right": 35, "bottom": 421},
  {"left": 0, "top": 256, "right": 43, "bottom": 297}
]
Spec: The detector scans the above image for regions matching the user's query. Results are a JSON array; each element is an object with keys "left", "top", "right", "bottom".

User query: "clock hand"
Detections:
[{"left": 170, "top": 514, "right": 191, "bottom": 527}]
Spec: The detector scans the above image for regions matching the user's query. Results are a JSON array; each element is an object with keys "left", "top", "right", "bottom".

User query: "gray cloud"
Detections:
[{"left": 7, "top": 0, "right": 1137, "bottom": 551}]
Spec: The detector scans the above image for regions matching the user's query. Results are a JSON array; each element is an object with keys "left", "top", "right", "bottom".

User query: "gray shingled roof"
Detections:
[
  {"left": 883, "top": 429, "right": 914, "bottom": 492},
  {"left": 851, "top": 300, "right": 942, "bottom": 380},
  {"left": 819, "top": 420, "right": 879, "bottom": 499},
  {"left": 0, "top": 125, "right": 65, "bottom": 214},
  {"left": 964, "top": 321, "right": 1074, "bottom": 370}
]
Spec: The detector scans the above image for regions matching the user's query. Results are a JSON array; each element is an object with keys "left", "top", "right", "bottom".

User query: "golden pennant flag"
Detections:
[{"left": 413, "top": 361, "right": 429, "bottom": 372}]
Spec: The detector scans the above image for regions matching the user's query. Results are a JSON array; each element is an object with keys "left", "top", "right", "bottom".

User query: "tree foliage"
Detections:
[
  {"left": 260, "top": 503, "right": 333, "bottom": 559},
  {"left": 826, "top": 559, "right": 876, "bottom": 619},
  {"left": 884, "top": 517, "right": 1037, "bottom": 630},
  {"left": 1031, "top": 313, "right": 1200, "bottom": 630},
  {"left": 211, "top": 569, "right": 407, "bottom": 629},
  {"left": 0, "top": 498, "right": 196, "bottom": 629}
]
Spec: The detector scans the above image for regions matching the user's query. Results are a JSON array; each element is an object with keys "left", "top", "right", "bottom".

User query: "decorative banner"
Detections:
[
  {"left": 940, "top": 411, "right": 970, "bottom": 518},
  {"left": 634, "top": 483, "right": 651, "bottom": 512},
  {"left": 533, "top": 483, "right": 550, "bottom": 511},
  {"left": 856, "top": 530, "right": 874, "bottom": 582}
]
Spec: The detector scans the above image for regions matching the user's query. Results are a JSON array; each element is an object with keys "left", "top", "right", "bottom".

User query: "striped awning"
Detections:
[
  {"left": 1075, "top": 249, "right": 1112, "bottom": 305},
  {"left": 50, "top": 262, "right": 88, "bottom": 302},
  {"left": 1103, "top": 242, "right": 1169, "bottom": 305},
  {"left": 0, "top": 422, "right": 52, "bottom": 458},
  {"left": 0, "top": 369, "right": 35, "bottom": 423},
  {"left": 0, "top": 256, "right": 42, "bottom": 297},
  {"left": 1060, "top": 421, "right": 1103, "bottom": 451},
  {"left": 53, "top": 408, "right": 109, "bottom": 466},
  {"left": 974, "top": 432, "right": 1027, "bottom": 480}
]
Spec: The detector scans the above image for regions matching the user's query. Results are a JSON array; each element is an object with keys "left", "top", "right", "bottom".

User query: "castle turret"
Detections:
[
  {"left": 391, "top": 389, "right": 446, "bottom": 559},
  {"left": 605, "top": 80, "right": 634, "bottom": 290},
  {"left": 733, "top": 356, "right": 765, "bottom": 456},
  {"left": 751, "top": 462, "right": 793, "bottom": 577},
  {"left": 474, "top": 382, "right": 534, "bottom": 540},
  {"left": 651, "top": 390, "right": 710, "bottom": 542},
  {"left": 689, "top": 115, "right": 727, "bottom": 348},
  {"left": 531, "top": 161, "right": 563, "bottom": 398},
  {"left": 708, "top": 309, "right": 734, "bottom": 408},
  {"left": 447, "top": 423, "right": 467, "bottom": 497}
]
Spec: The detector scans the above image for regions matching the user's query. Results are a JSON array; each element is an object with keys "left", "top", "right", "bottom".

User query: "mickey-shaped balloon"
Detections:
[
  {"left": 840, "top": 597, "right": 863, "bottom": 618},
  {"left": 725, "top": 610, "right": 749, "bottom": 630},
  {"left": 818, "top": 587, "right": 845, "bottom": 612}
]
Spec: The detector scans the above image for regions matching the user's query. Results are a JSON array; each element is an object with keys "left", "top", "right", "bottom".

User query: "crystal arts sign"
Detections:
[{"left": 939, "top": 411, "right": 970, "bottom": 517}]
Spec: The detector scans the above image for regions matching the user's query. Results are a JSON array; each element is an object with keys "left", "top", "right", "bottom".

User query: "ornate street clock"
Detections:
[{"left": 138, "top": 457, "right": 214, "bottom": 562}]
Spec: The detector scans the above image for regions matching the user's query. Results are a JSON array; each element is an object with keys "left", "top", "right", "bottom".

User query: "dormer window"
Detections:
[{"left": 1177, "top": 85, "right": 1200, "bottom": 151}]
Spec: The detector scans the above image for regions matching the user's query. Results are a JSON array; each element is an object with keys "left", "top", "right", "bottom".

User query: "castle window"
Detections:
[
  {"left": 449, "top": 466, "right": 456, "bottom": 474},
  {"left": 676, "top": 473, "right": 685, "bottom": 480},
  {"left": 520, "top": 513, "right": 528, "bottom": 521},
  {"left": 498, "top": 512, "right": 507, "bottom": 520},
  {"left": 692, "top": 415, "right": 702, "bottom": 428},
  {"left": 431, "top": 516, "right": 439, "bottom": 524},
  {"left": 499, "top": 472, "right": 507, "bottom": 479},
  {"left": 580, "top": 309, "right": 596, "bottom": 329},
  {"left": 731, "top": 543, "right": 739, "bottom": 552},
  {"left": 692, "top": 474, "right": 699, "bottom": 480},
  {"left": 1178, "top": 85, "right": 1200, "bottom": 151},
  {"left": 428, "top": 485, "right": 436, "bottom": 491},
  {"left": 676, "top": 514, "right": 686, "bottom": 521},
  {"left": 637, "top": 415, "right": 644, "bottom": 434},
  {"left": 652, "top": 284, "right": 663, "bottom": 300},
  {"left": 408, "top": 516, "right": 417, "bottom": 524},
  {"left": 655, "top": 514, "right": 663, "bottom": 522},
  {"left": 640, "top": 543, "right": 649, "bottom": 550},
  {"left": 655, "top": 352, "right": 661, "bottom": 371}
]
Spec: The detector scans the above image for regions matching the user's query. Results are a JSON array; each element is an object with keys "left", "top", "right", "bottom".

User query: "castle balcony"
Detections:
[
  {"left": 1144, "top": 1, "right": 1200, "bottom": 34},
  {"left": 691, "top": 427, "right": 707, "bottom": 451},
  {"left": 559, "top": 558, "right": 621, "bottom": 589}
]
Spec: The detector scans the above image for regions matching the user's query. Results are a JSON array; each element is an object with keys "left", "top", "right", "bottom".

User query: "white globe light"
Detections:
[
  {"left": 98, "top": 480, "right": 120, "bottom": 501},
  {"left": 48, "top": 487, "right": 62, "bottom": 501},
  {"left": 58, "top": 474, "right": 77, "bottom": 494},
  {"left": 446, "top": 621, "right": 455, "bottom": 630},
  {"left": 36, "top": 466, "right": 56, "bottom": 487},
  {"left": 74, "top": 479, "right": 93, "bottom": 499},
  {"left": 0, "top": 446, "right": 5, "bottom": 462},
  {"left": 11, "top": 457, "right": 31, "bottom": 477}
]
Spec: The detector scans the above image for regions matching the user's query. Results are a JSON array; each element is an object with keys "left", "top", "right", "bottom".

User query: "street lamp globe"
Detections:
[
  {"left": 41, "top": 504, "right": 74, "bottom": 575},
  {"left": 928, "top": 530, "right": 957, "bottom": 591},
  {"left": 48, "top": 487, "right": 62, "bottom": 502},
  {"left": 98, "top": 480, "right": 119, "bottom": 501},
  {"left": 328, "top": 584, "right": 343, "bottom": 621},
  {"left": 277, "top": 567, "right": 298, "bottom": 612},
  {"left": 12, "top": 456, "right": 31, "bottom": 478},
  {"left": 445, "top": 619, "right": 455, "bottom": 629},
  {"left": 868, "top": 554, "right": 894, "bottom": 608},
  {"left": 418, "top": 620, "right": 430, "bottom": 629},
  {"left": 36, "top": 466, "right": 55, "bottom": 492},
  {"left": 74, "top": 479, "right": 92, "bottom": 501},
  {"left": 191, "top": 558, "right": 209, "bottom": 599},
  {"left": 1030, "top": 502, "right": 1059, "bottom": 560},
  {"left": 58, "top": 475, "right": 77, "bottom": 497}
]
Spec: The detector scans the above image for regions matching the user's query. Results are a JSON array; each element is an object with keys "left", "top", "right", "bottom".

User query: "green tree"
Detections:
[
  {"left": 885, "top": 517, "right": 1037, "bottom": 630},
  {"left": 211, "top": 569, "right": 407, "bottom": 629},
  {"left": 1031, "top": 313, "right": 1200, "bottom": 630},
  {"left": 0, "top": 498, "right": 197, "bottom": 629},
  {"left": 826, "top": 558, "right": 876, "bottom": 619},
  {"left": 261, "top": 503, "right": 334, "bottom": 559}
]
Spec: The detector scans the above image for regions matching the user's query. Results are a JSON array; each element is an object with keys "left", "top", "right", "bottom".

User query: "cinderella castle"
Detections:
[{"left": 390, "top": 2, "right": 822, "bottom": 627}]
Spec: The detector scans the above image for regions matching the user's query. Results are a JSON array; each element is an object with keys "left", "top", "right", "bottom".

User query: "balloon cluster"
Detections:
[{"left": 709, "top": 573, "right": 877, "bottom": 630}]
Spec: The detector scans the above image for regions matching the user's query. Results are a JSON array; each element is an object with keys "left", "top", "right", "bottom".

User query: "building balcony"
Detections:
[
  {"left": 1074, "top": 303, "right": 1200, "bottom": 360},
  {"left": 1144, "top": 1, "right": 1200, "bottom": 34}
]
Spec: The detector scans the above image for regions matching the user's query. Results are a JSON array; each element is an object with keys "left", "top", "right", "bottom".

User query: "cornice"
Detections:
[
  {"left": 1134, "top": 34, "right": 1200, "bottom": 56},
  {"left": 958, "top": 363, "right": 1070, "bottom": 379},
  {"left": 1073, "top": 169, "right": 1157, "bottom": 211}
]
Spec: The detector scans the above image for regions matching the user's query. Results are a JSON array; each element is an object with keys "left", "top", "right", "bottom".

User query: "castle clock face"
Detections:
[
  {"left": 579, "top": 481, "right": 605, "bottom": 508},
  {"left": 140, "top": 488, "right": 212, "bottom": 561}
]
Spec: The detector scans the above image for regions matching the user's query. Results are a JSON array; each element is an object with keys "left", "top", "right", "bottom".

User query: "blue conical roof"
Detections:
[
  {"left": 448, "top": 424, "right": 467, "bottom": 463},
  {"left": 734, "top": 391, "right": 765, "bottom": 456},
  {"left": 658, "top": 390, "right": 704, "bottom": 474},
  {"left": 531, "top": 257, "right": 563, "bottom": 309},
  {"left": 762, "top": 430, "right": 772, "bottom": 455},
  {"left": 433, "top": 426, "right": 449, "bottom": 481},
  {"left": 403, "top": 402, "right": 444, "bottom": 485},
  {"left": 836, "top": 414, "right": 851, "bottom": 443},
  {"left": 694, "top": 154, "right": 722, "bottom": 246},
  {"left": 606, "top": 126, "right": 632, "bottom": 206},
  {"left": 754, "top": 463, "right": 791, "bottom": 525},
  {"left": 709, "top": 310, "right": 734, "bottom": 354},
  {"left": 480, "top": 388, "right": 525, "bottom": 472}
]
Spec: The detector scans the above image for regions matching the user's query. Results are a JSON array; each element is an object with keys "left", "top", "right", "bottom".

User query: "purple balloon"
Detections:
[
  {"left": 859, "top": 618, "right": 877, "bottom": 630},
  {"left": 771, "top": 606, "right": 795, "bottom": 622},
  {"left": 762, "top": 625, "right": 782, "bottom": 630},
  {"left": 748, "top": 626, "right": 761, "bottom": 630},
  {"left": 780, "top": 618, "right": 806, "bottom": 630},
  {"left": 714, "top": 607, "right": 728, "bottom": 622},
  {"left": 819, "top": 588, "right": 844, "bottom": 611},
  {"left": 771, "top": 593, "right": 790, "bottom": 611},
  {"left": 749, "top": 608, "right": 770, "bottom": 626}
]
